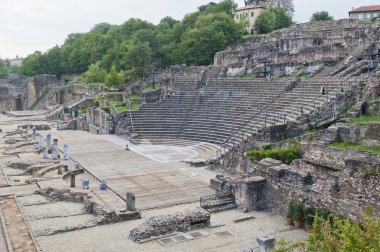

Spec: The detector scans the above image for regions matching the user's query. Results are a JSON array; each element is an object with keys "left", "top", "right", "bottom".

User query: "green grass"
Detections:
[
  {"left": 348, "top": 115, "right": 380, "bottom": 124},
  {"left": 143, "top": 86, "right": 156, "bottom": 91},
  {"left": 373, "top": 96, "right": 380, "bottom": 101},
  {"left": 78, "top": 108, "right": 88, "bottom": 114},
  {"left": 109, "top": 100, "right": 123, "bottom": 106},
  {"left": 329, "top": 142, "right": 380, "bottom": 155},
  {"left": 130, "top": 103, "right": 141, "bottom": 111},
  {"left": 298, "top": 72, "right": 312, "bottom": 81},
  {"left": 240, "top": 73, "right": 255, "bottom": 78},
  {"left": 246, "top": 147, "right": 302, "bottom": 165},
  {"left": 115, "top": 106, "right": 129, "bottom": 113},
  {"left": 128, "top": 94, "right": 141, "bottom": 99},
  {"left": 115, "top": 103, "right": 141, "bottom": 113},
  {"left": 99, "top": 107, "right": 110, "bottom": 114}
]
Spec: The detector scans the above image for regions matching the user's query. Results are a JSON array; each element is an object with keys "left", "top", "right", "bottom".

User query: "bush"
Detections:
[
  {"left": 286, "top": 200, "right": 296, "bottom": 219},
  {"left": 246, "top": 147, "right": 301, "bottom": 165},
  {"left": 303, "top": 205, "right": 316, "bottom": 226},
  {"left": 293, "top": 201, "right": 304, "bottom": 222}
]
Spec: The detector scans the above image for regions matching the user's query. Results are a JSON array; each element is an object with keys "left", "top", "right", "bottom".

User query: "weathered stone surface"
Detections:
[
  {"left": 235, "top": 177, "right": 267, "bottom": 212},
  {"left": 129, "top": 207, "right": 210, "bottom": 242},
  {"left": 36, "top": 187, "right": 141, "bottom": 224}
]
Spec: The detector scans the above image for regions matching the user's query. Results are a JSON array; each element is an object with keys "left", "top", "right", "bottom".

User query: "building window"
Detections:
[
  {"left": 236, "top": 15, "right": 239, "bottom": 20},
  {"left": 251, "top": 12, "right": 254, "bottom": 17}
]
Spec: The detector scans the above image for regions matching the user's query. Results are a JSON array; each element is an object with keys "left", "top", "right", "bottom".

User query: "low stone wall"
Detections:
[
  {"left": 37, "top": 187, "right": 140, "bottom": 224},
  {"left": 129, "top": 207, "right": 210, "bottom": 242},
  {"left": 248, "top": 142, "right": 380, "bottom": 221},
  {"left": 87, "top": 108, "right": 113, "bottom": 134},
  {"left": 337, "top": 123, "right": 380, "bottom": 146}
]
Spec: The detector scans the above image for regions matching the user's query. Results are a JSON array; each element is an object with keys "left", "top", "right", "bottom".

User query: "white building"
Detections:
[
  {"left": 9, "top": 56, "right": 23, "bottom": 66},
  {"left": 349, "top": 5, "right": 380, "bottom": 20},
  {"left": 235, "top": 2, "right": 265, "bottom": 34}
]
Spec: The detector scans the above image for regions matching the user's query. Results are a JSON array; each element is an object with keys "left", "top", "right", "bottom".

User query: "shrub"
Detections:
[
  {"left": 303, "top": 205, "right": 316, "bottom": 226},
  {"left": 286, "top": 200, "right": 296, "bottom": 219},
  {"left": 246, "top": 147, "right": 301, "bottom": 165},
  {"left": 293, "top": 201, "right": 304, "bottom": 222}
]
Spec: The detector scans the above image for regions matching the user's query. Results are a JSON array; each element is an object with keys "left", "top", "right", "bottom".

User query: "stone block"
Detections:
[
  {"left": 257, "top": 236, "right": 275, "bottom": 252},
  {"left": 235, "top": 177, "right": 267, "bottom": 212},
  {"left": 126, "top": 192, "right": 136, "bottom": 211}
]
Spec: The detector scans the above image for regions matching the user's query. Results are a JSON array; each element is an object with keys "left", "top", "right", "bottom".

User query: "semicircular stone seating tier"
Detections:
[{"left": 131, "top": 77, "right": 348, "bottom": 149}]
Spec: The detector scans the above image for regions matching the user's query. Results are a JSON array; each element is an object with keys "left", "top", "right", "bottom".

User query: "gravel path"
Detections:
[
  {"left": 29, "top": 214, "right": 97, "bottom": 237},
  {"left": 23, "top": 202, "right": 86, "bottom": 220},
  {"left": 35, "top": 203, "right": 307, "bottom": 252}
]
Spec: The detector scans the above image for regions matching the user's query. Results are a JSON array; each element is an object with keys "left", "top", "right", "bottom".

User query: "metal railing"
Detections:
[{"left": 200, "top": 190, "right": 234, "bottom": 209}]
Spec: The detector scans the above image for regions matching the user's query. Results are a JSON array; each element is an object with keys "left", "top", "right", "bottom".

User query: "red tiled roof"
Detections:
[{"left": 349, "top": 5, "right": 380, "bottom": 13}]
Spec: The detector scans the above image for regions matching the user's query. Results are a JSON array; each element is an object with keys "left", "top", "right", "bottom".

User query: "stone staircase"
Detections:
[{"left": 131, "top": 77, "right": 349, "bottom": 149}]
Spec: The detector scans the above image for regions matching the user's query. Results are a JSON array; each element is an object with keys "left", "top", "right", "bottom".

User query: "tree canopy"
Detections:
[
  {"left": 16, "top": 0, "right": 243, "bottom": 78},
  {"left": 0, "top": 58, "right": 9, "bottom": 79},
  {"left": 310, "top": 11, "right": 334, "bottom": 22},
  {"left": 255, "top": 7, "right": 292, "bottom": 34}
]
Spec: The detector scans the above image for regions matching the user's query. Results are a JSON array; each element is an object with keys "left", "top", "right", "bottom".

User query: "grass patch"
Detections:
[
  {"left": 348, "top": 115, "right": 380, "bottom": 124},
  {"left": 143, "top": 86, "right": 156, "bottom": 91},
  {"left": 78, "top": 108, "right": 88, "bottom": 114},
  {"left": 115, "top": 106, "right": 129, "bottom": 113},
  {"left": 109, "top": 100, "right": 123, "bottom": 106},
  {"left": 128, "top": 94, "right": 141, "bottom": 99},
  {"left": 115, "top": 103, "right": 141, "bottom": 113},
  {"left": 373, "top": 96, "right": 380, "bottom": 101},
  {"left": 298, "top": 72, "right": 312, "bottom": 81},
  {"left": 329, "top": 142, "right": 380, "bottom": 155},
  {"left": 100, "top": 107, "right": 110, "bottom": 114},
  {"left": 306, "top": 128, "right": 321, "bottom": 133},
  {"left": 246, "top": 147, "right": 301, "bottom": 165},
  {"left": 240, "top": 73, "right": 255, "bottom": 78}
]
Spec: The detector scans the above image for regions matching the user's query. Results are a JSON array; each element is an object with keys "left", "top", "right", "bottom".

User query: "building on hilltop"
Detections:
[
  {"left": 235, "top": 2, "right": 265, "bottom": 35},
  {"left": 349, "top": 5, "right": 380, "bottom": 20},
  {"left": 9, "top": 56, "right": 23, "bottom": 66}
]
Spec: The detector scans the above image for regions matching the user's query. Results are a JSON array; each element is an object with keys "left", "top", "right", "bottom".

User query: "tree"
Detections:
[
  {"left": 124, "top": 42, "right": 153, "bottom": 78},
  {"left": 85, "top": 62, "right": 107, "bottom": 84},
  {"left": 261, "top": 0, "right": 295, "bottom": 17},
  {"left": 105, "top": 65, "right": 124, "bottom": 88},
  {"left": 310, "top": 11, "right": 334, "bottom": 22},
  {"left": 271, "top": 7, "right": 292, "bottom": 30},
  {"left": 254, "top": 9, "right": 276, "bottom": 34},
  {"left": 0, "top": 58, "right": 9, "bottom": 79},
  {"left": 199, "top": 0, "right": 238, "bottom": 17},
  {"left": 179, "top": 13, "right": 244, "bottom": 65},
  {"left": 254, "top": 8, "right": 292, "bottom": 34}
]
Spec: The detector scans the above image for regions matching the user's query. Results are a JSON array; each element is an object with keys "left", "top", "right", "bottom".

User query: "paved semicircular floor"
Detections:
[{"left": 53, "top": 130, "right": 216, "bottom": 210}]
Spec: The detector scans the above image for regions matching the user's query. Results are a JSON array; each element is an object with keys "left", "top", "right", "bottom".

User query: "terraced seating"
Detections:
[{"left": 131, "top": 77, "right": 349, "bottom": 149}]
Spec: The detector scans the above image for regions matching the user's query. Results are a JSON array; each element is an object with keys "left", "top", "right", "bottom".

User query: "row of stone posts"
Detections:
[{"left": 39, "top": 132, "right": 136, "bottom": 212}]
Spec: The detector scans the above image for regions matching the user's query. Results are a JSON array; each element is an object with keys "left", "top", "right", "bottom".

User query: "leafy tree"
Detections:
[
  {"left": 19, "top": 51, "right": 47, "bottom": 76},
  {"left": 16, "top": 0, "right": 247, "bottom": 76},
  {"left": 124, "top": 42, "right": 153, "bottom": 78},
  {"left": 0, "top": 58, "right": 9, "bottom": 79},
  {"left": 85, "top": 62, "right": 107, "bottom": 84},
  {"left": 261, "top": 0, "right": 295, "bottom": 17},
  {"left": 310, "top": 11, "right": 334, "bottom": 22},
  {"left": 271, "top": 7, "right": 292, "bottom": 30},
  {"left": 105, "top": 65, "right": 124, "bottom": 88},
  {"left": 254, "top": 8, "right": 292, "bottom": 34},
  {"left": 199, "top": 0, "right": 238, "bottom": 16},
  {"left": 255, "top": 9, "right": 276, "bottom": 34},
  {"left": 45, "top": 46, "right": 64, "bottom": 75},
  {"left": 179, "top": 13, "right": 244, "bottom": 65}
]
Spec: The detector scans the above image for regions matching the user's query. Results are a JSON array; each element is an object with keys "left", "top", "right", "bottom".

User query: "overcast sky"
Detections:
[{"left": 1, "top": 0, "right": 379, "bottom": 59}]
